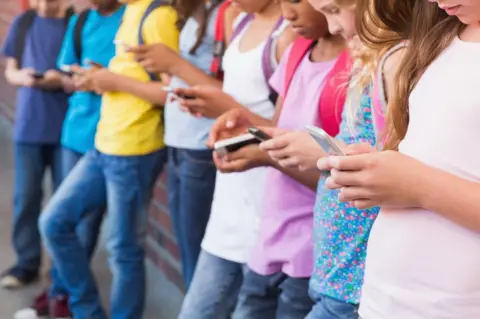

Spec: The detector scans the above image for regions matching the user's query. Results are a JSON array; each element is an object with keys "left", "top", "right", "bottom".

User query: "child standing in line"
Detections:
[{"left": 1, "top": 0, "right": 71, "bottom": 290}]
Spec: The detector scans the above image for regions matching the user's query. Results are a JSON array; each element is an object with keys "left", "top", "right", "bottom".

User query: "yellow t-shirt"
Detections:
[{"left": 95, "top": 0, "right": 179, "bottom": 156}]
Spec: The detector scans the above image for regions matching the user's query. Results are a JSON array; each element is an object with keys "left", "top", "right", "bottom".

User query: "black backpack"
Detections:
[
  {"left": 14, "top": 6, "right": 75, "bottom": 67},
  {"left": 72, "top": 8, "right": 91, "bottom": 62}
]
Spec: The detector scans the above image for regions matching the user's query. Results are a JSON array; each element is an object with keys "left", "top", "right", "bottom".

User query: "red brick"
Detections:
[
  {"left": 149, "top": 202, "right": 173, "bottom": 234},
  {"left": 146, "top": 245, "right": 185, "bottom": 292},
  {"left": 147, "top": 222, "right": 180, "bottom": 261}
]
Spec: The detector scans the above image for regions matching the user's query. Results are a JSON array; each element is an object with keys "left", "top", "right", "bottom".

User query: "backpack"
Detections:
[
  {"left": 284, "top": 37, "right": 352, "bottom": 137},
  {"left": 137, "top": 0, "right": 169, "bottom": 81},
  {"left": 72, "top": 8, "right": 92, "bottom": 63},
  {"left": 211, "top": 0, "right": 232, "bottom": 80},
  {"left": 14, "top": 7, "right": 75, "bottom": 67}
]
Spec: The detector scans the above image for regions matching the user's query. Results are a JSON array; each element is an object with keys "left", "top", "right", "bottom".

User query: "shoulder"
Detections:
[
  {"left": 275, "top": 25, "right": 297, "bottom": 58},
  {"left": 143, "top": 5, "right": 178, "bottom": 29}
]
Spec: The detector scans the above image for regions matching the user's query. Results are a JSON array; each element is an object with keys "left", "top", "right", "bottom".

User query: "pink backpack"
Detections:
[
  {"left": 284, "top": 37, "right": 353, "bottom": 137},
  {"left": 372, "top": 42, "right": 407, "bottom": 143}
]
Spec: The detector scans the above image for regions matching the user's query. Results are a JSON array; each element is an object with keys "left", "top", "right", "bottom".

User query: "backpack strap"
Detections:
[
  {"left": 210, "top": 0, "right": 231, "bottom": 80},
  {"left": 229, "top": 13, "right": 253, "bottom": 44},
  {"left": 261, "top": 16, "right": 284, "bottom": 85},
  {"left": 73, "top": 9, "right": 91, "bottom": 63},
  {"left": 317, "top": 49, "right": 352, "bottom": 137},
  {"left": 372, "top": 41, "right": 407, "bottom": 139},
  {"left": 65, "top": 6, "right": 76, "bottom": 24},
  {"left": 14, "top": 9, "right": 37, "bottom": 68},
  {"left": 283, "top": 37, "right": 314, "bottom": 98},
  {"left": 138, "top": 0, "right": 169, "bottom": 81}
]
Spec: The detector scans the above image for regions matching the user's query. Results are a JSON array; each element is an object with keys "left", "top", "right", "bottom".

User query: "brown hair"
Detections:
[
  {"left": 358, "top": 0, "right": 465, "bottom": 150},
  {"left": 174, "top": 0, "right": 223, "bottom": 55}
]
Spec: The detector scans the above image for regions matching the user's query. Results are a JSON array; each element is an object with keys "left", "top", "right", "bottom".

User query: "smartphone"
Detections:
[
  {"left": 59, "top": 65, "right": 77, "bottom": 77},
  {"left": 214, "top": 133, "right": 260, "bottom": 157},
  {"left": 248, "top": 127, "right": 272, "bottom": 142},
  {"left": 305, "top": 125, "right": 346, "bottom": 156},
  {"left": 32, "top": 73, "right": 44, "bottom": 80},
  {"left": 162, "top": 86, "right": 195, "bottom": 100}
]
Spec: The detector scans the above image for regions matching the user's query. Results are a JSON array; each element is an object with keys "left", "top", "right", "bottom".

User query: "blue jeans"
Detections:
[
  {"left": 13, "top": 143, "right": 62, "bottom": 272},
  {"left": 233, "top": 268, "right": 313, "bottom": 319},
  {"left": 167, "top": 148, "right": 216, "bottom": 289},
  {"left": 49, "top": 147, "right": 105, "bottom": 297},
  {"left": 179, "top": 250, "right": 244, "bottom": 319},
  {"left": 307, "top": 294, "right": 359, "bottom": 319},
  {"left": 39, "top": 149, "right": 166, "bottom": 319}
]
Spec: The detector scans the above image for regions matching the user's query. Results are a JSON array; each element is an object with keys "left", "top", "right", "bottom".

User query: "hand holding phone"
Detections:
[
  {"left": 114, "top": 40, "right": 131, "bottom": 51},
  {"left": 305, "top": 125, "right": 346, "bottom": 156},
  {"left": 32, "top": 73, "right": 44, "bottom": 80},
  {"left": 162, "top": 86, "right": 195, "bottom": 100},
  {"left": 213, "top": 133, "right": 260, "bottom": 157}
]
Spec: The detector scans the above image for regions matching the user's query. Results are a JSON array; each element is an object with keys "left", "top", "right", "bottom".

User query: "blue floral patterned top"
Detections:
[{"left": 309, "top": 90, "right": 380, "bottom": 304}]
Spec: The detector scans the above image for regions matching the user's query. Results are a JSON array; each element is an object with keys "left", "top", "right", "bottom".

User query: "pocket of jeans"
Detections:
[{"left": 321, "top": 296, "right": 359, "bottom": 319}]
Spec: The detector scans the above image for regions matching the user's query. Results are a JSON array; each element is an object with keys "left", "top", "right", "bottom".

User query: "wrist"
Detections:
[
  {"left": 412, "top": 164, "right": 439, "bottom": 209},
  {"left": 167, "top": 55, "right": 182, "bottom": 76}
]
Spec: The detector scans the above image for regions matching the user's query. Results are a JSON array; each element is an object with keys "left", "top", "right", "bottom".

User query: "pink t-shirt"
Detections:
[
  {"left": 360, "top": 37, "right": 480, "bottom": 319},
  {"left": 248, "top": 45, "right": 336, "bottom": 278}
]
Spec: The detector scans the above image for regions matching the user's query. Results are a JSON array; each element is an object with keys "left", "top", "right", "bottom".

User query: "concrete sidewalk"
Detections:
[{"left": 0, "top": 118, "right": 181, "bottom": 318}]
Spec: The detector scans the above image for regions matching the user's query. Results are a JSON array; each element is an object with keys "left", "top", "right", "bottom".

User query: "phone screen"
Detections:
[{"left": 32, "top": 73, "right": 44, "bottom": 80}]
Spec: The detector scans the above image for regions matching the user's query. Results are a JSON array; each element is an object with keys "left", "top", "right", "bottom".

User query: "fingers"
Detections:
[
  {"left": 353, "top": 199, "right": 378, "bottom": 210},
  {"left": 127, "top": 45, "right": 148, "bottom": 54},
  {"left": 346, "top": 143, "right": 376, "bottom": 156},
  {"left": 260, "top": 135, "right": 289, "bottom": 152},
  {"left": 329, "top": 169, "right": 364, "bottom": 187},
  {"left": 338, "top": 186, "right": 371, "bottom": 202}
]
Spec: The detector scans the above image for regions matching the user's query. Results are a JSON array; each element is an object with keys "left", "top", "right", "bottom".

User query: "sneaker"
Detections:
[
  {"left": 14, "top": 291, "right": 49, "bottom": 319},
  {"left": 0, "top": 266, "right": 38, "bottom": 289},
  {"left": 50, "top": 295, "right": 71, "bottom": 319}
]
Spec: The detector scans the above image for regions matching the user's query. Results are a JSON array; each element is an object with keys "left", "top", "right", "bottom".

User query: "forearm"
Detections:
[
  {"left": 115, "top": 76, "right": 167, "bottom": 105},
  {"left": 169, "top": 59, "right": 222, "bottom": 88},
  {"left": 268, "top": 157, "right": 320, "bottom": 190},
  {"left": 5, "top": 69, "right": 23, "bottom": 86},
  {"left": 419, "top": 168, "right": 480, "bottom": 232}
]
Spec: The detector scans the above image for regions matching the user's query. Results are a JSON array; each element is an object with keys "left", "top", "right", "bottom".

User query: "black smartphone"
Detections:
[
  {"left": 32, "top": 73, "right": 44, "bottom": 80},
  {"left": 86, "top": 60, "right": 103, "bottom": 69},
  {"left": 213, "top": 133, "right": 260, "bottom": 156},
  {"left": 162, "top": 86, "right": 195, "bottom": 100},
  {"left": 248, "top": 127, "right": 272, "bottom": 142}
]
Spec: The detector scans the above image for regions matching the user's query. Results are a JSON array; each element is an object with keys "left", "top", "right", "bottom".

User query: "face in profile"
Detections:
[
  {"left": 280, "top": 0, "right": 330, "bottom": 39},
  {"left": 427, "top": 0, "right": 480, "bottom": 24},
  {"left": 308, "top": 0, "right": 357, "bottom": 40},
  {"left": 90, "top": 0, "right": 119, "bottom": 11}
]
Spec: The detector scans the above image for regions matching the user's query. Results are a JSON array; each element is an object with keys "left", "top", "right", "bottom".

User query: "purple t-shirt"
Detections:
[{"left": 248, "top": 45, "right": 336, "bottom": 278}]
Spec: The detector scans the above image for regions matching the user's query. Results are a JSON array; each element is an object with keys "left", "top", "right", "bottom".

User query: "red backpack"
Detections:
[
  {"left": 210, "top": 0, "right": 232, "bottom": 80},
  {"left": 284, "top": 37, "right": 352, "bottom": 137}
]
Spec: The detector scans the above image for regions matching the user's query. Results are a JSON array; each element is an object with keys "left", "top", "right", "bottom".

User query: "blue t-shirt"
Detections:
[
  {"left": 1, "top": 14, "right": 70, "bottom": 144},
  {"left": 163, "top": 6, "right": 218, "bottom": 149},
  {"left": 57, "top": 7, "right": 125, "bottom": 154},
  {"left": 310, "top": 90, "right": 380, "bottom": 304}
]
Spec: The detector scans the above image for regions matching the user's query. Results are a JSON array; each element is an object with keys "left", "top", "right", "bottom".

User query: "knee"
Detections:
[{"left": 38, "top": 200, "right": 71, "bottom": 242}]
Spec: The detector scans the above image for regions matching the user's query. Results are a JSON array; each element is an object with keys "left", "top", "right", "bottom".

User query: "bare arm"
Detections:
[
  {"left": 169, "top": 58, "right": 222, "bottom": 89},
  {"left": 270, "top": 158, "right": 320, "bottom": 190},
  {"left": 4, "top": 58, "right": 30, "bottom": 86},
  {"left": 419, "top": 168, "right": 480, "bottom": 233},
  {"left": 114, "top": 75, "right": 168, "bottom": 105}
]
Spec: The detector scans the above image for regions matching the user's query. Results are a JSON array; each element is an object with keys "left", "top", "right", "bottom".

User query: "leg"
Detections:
[
  {"left": 276, "top": 277, "right": 313, "bottom": 319},
  {"left": 104, "top": 149, "right": 166, "bottom": 319},
  {"left": 307, "top": 295, "right": 359, "bottom": 319},
  {"left": 232, "top": 268, "right": 280, "bottom": 319},
  {"left": 179, "top": 250, "right": 244, "bottom": 319},
  {"left": 167, "top": 148, "right": 216, "bottom": 289},
  {"left": 6, "top": 143, "right": 46, "bottom": 287},
  {"left": 39, "top": 151, "right": 107, "bottom": 319}
]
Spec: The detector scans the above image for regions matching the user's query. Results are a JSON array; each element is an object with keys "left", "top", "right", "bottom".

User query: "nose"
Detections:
[
  {"left": 282, "top": 7, "right": 296, "bottom": 23},
  {"left": 328, "top": 23, "right": 342, "bottom": 36}
]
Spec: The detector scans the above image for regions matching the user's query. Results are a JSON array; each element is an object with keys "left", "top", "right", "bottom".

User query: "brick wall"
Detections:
[{"left": 0, "top": 0, "right": 184, "bottom": 293}]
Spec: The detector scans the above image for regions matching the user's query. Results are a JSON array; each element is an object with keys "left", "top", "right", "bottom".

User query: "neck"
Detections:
[
  {"left": 254, "top": 2, "right": 281, "bottom": 21},
  {"left": 38, "top": 4, "right": 66, "bottom": 18},
  {"left": 311, "top": 34, "right": 346, "bottom": 62},
  {"left": 98, "top": 3, "right": 122, "bottom": 15}
]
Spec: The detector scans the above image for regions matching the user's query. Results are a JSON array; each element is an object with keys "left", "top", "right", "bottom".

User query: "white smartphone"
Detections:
[
  {"left": 162, "top": 86, "right": 175, "bottom": 93},
  {"left": 213, "top": 133, "right": 260, "bottom": 157},
  {"left": 305, "top": 125, "right": 346, "bottom": 156}
]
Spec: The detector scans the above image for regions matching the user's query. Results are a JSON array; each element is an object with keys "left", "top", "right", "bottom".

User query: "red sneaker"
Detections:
[
  {"left": 14, "top": 291, "right": 49, "bottom": 319},
  {"left": 50, "top": 295, "right": 71, "bottom": 319}
]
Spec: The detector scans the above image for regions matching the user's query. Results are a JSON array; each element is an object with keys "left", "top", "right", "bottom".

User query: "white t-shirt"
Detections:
[
  {"left": 360, "top": 36, "right": 480, "bottom": 319},
  {"left": 201, "top": 15, "right": 285, "bottom": 263}
]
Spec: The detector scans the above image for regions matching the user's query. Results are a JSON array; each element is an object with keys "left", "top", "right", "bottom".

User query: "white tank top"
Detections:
[
  {"left": 201, "top": 14, "right": 284, "bottom": 263},
  {"left": 360, "top": 37, "right": 480, "bottom": 319}
]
